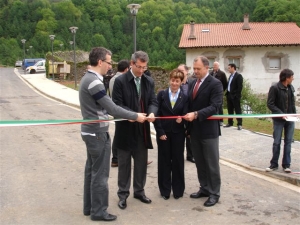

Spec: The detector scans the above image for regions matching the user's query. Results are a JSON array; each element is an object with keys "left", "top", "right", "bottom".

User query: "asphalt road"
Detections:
[{"left": 0, "top": 68, "right": 299, "bottom": 225}]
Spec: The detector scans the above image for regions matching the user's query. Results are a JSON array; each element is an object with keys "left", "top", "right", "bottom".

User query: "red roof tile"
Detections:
[{"left": 179, "top": 22, "right": 300, "bottom": 48}]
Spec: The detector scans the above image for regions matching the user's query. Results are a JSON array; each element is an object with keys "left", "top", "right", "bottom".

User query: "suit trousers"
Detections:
[
  {"left": 117, "top": 135, "right": 148, "bottom": 200},
  {"left": 157, "top": 131, "right": 185, "bottom": 197},
  {"left": 185, "top": 135, "right": 193, "bottom": 159},
  {"left": 190, "top": 136, "right": 221, "bottom": 197},
  {"left": 226, "top": 93, "right": 242, "bottom": 126},
  {"left": 82, "top": 132, "right": 111, "bottom": 218}
]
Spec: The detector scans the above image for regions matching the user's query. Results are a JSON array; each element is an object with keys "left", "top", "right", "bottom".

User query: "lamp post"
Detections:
[
  {"left": 21, "top": 39, "right": 26, "bottom": 60},
  {"left": 59, "top": 43, "right": 63, "bottom": 51},
  {"left": 127, "top": 4, "right": 141, "bottom": 53},
  {"left": 69, "top": 26, "right": 78, "bottom": 89},
  {"left": 29, "top": 46, "right": 33, "bottom": 58},
  {"left": 49, "top": 35, "right": 55, "bottom": 80}
]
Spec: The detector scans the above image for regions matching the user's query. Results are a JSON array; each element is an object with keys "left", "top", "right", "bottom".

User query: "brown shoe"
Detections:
[
  {"left": 147, "top": 161, "right": 153, "bottom": 165},
  {"left": 111, "top": 162, "right": 118, "bottom": 167}
]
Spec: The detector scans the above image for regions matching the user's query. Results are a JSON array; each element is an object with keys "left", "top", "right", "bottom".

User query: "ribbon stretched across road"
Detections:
[{"left": 0, "top": 114, "right": 299, "bottom": 127}]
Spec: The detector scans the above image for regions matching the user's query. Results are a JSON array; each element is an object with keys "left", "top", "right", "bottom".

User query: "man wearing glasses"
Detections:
[
  {"left": 79, "top": 47, "right": 146, "bottom": 221},
  {"left": 112, "top": 51, "right": 158, "bottom": 210}
]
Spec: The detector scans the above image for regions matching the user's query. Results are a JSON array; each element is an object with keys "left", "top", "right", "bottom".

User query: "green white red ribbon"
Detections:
[{"left": 0, "top": 114, "right": 299, "bottom": 127}]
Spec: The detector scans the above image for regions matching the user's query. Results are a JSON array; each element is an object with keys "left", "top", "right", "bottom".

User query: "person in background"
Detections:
[
  {"left": 224, "top": 63, "right": 243, "bottom": 130},
  {"left": 210, "top": 61, "right": 228, "bottom": 126},
  {"left": 266, "top": 69, "right": 296, "bottom": 173},
  {"left": 79, "top": 47, "right": 146, "bottom": 222},
  {"left": 184, "top": 55, "right": 223, "bottom": 207},
  {"left": 112, "top": 51, "right": 158, "bottom": 210},
  {"left": 108, "top": 60, "right": 130, "bottom": 167},
  {"left": 154, "top": 69, "right": 188, "bottom": 200},
  {"left": 144, "top": 69, "right": 151, "bottom": 77},
  {"left": 178, "top": 64, "right": 195, "bottom": 163}
]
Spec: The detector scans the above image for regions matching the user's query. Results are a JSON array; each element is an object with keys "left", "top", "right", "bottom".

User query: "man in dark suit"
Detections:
[
  {"left": 184, "top": 55, "right": 223, "bottom": 207},
  {"left": 210, "top": 61, "right": 228, "bottom": 126},
  {"left": 178, "top": 64, "right": 195, "bottom": 163},
  {"left": 112, "top": 51, "right": 158, "bottom": 210},
  {"left": 224, "top": 63, "right": 243, "bottom": 130}
]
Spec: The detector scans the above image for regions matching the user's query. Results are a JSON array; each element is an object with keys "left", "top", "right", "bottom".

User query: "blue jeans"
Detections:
[{"left": 270, "top": 119, "right": 294, "bottom": 167}]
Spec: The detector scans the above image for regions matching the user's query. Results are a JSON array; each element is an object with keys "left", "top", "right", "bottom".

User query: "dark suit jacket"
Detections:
[
  {"left": 112, "top": 70, "right": 158, "bottom": 150},
  {"left": 210, "top": 69, "right": 228, "bottom": 91},
  {"left": 154, "top": 88, "right": 189, "bottom": 137},
  {"left": 188, "top": 75, "right": 223, "bottom": 139},
  {"left": 225, "top": 72, "right": 243, "bottom": 99}
]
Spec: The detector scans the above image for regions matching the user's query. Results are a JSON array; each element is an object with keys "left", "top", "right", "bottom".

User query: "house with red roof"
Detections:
[{"left": 179, "top": 14, "right": 300, "bottom": 96}]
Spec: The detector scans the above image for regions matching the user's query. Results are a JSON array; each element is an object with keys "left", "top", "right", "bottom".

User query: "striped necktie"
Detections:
[
  {"left": 135, "top": 77, "right": 141, "bottom": 96},
  {"left": 192, "top": 79, "right": 201, "bottom": 99}
]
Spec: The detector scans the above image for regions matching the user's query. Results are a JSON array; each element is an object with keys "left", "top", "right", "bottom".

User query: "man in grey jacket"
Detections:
[{"left": 79, "top": 47, "right": 146, "bottom": 222}]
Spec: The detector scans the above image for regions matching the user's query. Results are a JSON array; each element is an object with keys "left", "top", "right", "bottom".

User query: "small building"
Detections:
[{"left": 179, "top": 14, "right": 300, "bottom": 96}]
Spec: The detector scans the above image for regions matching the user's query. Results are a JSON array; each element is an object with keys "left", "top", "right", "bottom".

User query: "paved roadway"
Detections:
[{"left": 0, "top": 68, "right": 299, "bottom": 225}]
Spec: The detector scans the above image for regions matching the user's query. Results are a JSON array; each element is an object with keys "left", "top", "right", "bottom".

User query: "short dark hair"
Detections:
[
  {"left": 178, "top": 64, "right": 188, "bottom": 72},
  {"left": 117, "top": 59, "right": 130, "bottom": 72},
  {"left": 169, "top": 69, "right": 184, "bottom": 81},
  {"left": 228, "top": 63, "right": 236, "bottom": 70},
  {"left": 279, "top": 69, "right": 294, "bottom": 82},
  {"left": 89, "top": 47, "right": 112, "bottom": 66}
]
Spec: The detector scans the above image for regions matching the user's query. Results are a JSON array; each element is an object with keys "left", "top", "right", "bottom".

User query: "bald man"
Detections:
[{"left": 209, "top": 62, "right": 228, "bottom": 126}]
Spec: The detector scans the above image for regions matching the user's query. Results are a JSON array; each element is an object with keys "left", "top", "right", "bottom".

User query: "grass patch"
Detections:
[{"left": 223, "top": 109, "right": 299, "bottom": 141}]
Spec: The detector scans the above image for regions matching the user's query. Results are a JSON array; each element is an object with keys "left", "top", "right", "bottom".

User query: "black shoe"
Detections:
[
  {"left": 118, "top": 199, "right": 127, "bottom": 209},
  {"left": 265, "top": 165, "right": 278, "bottom": 172},
  {"left": 134, "top": 195, "right": 152, "bottom": 204},
  {"left": 223, "top": 124, "right": 233, "bottom": 128},
  {"left": 187, "top": 157, "right": 195, "bottom": 163},
  {"left": 173, "top": 195, "right": 181, "bottom": 199},
  {"left": 204, "top": 197, "right": 219, "bottom": 207},
  {"left": 162, "top": 195, "right": 170, "bottom": 200},
  {"left": 83, "top": 211, "right": 90, "bottom": 216},
  {"left": 91, "top": 214, "right": 117, "bottom": 221},
  {"left": 111, "top": 162, "right": 118, "bottom": 167},
  {"left": 190, "top": 191, "right": 209, "bottom": 199}
]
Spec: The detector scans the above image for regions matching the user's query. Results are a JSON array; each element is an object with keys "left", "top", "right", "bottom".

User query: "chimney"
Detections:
[
  {"left": 242, "top": 14, "right": 251, "bottom": 30},
  {"left": 188, "top": 21, "right": 196, "bottom": 40}
]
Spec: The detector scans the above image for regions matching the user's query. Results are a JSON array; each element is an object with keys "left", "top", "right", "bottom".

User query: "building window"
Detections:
[
  {"left": 208, "top": 58, "right": 215, "bottom": 70},
  {"left": 228, "top": 58, "right": 240, "bottom": 70},
  {"left": 269, "top": 58, "right": 281, "bottom": 70}
]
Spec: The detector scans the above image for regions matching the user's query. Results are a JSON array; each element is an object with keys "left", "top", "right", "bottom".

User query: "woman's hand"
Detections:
[{"left": 176, "top": 117, "right": 182, "bottom": 123}]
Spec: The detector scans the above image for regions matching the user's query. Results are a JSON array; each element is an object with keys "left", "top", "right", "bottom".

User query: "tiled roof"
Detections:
[{"left": 179, "top": 22, "right": 300, "bottom": 48}]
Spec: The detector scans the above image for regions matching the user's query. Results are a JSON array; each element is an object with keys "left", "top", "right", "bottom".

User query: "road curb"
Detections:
[{"left": 220, "top": 157, "right": 300, "bottom": 187}]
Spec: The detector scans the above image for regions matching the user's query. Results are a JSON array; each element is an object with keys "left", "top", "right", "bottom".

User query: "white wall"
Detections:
[
  {"left": 186, "top": 46, "right": 300, "bottom": 94},
  {"left": 186, "top": 46, "right": 300, "bottom": 128}
]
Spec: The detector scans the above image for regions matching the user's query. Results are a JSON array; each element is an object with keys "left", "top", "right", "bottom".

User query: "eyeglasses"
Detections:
[
  {"left": 134, "top": 62, "right": 147, "bottom": 70},
  {"left": 102, "top": 60, "right": 112, "bottom": 66}
]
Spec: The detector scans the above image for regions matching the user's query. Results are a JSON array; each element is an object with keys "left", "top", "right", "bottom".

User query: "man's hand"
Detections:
[
  {"left": 134, "top": 113, "right": 147, "bottom": 123},
  {"left": 146, "top": 113, "right": 156, "bottom": 122},
  {"left": 159, "top": 135, "right": 167, "bottom": 140},
  {"left": 184, "top": 112, "right": 195, "bottom": 122}
]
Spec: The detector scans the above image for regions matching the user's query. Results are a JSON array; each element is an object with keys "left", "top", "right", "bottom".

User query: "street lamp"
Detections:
[
  {"left": 21, "top": 39, "right": 26, "bottom": 60},
  {"left": 69, "top": 26, "right": 78, "bottom": 89},
  {"left": 127, "top": 4, "right": 141, "bottom": 53},
  {"left": 49, "top": 35, "right": 55, "bottom": 80},
  {"left": 29, "top": 46, "right": 33, "bottom": 58}
]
